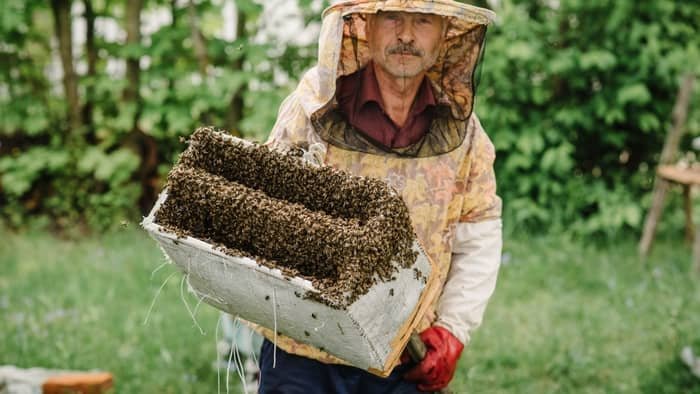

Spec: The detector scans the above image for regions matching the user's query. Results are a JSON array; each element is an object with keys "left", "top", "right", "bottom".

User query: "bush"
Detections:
[
  {"left": 476, "top": 0, "right": 700, "bottom": 236},
  {"left": 0, "top": 0, "right": 318, "bottom": 231},
  {"left": 1, "top": 0, "right": 698, "bottom": 235}
]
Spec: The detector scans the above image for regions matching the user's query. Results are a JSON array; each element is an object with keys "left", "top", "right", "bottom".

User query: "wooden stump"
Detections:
[{"left": 0, "top": 366, "right": 113, "bottom": 394}]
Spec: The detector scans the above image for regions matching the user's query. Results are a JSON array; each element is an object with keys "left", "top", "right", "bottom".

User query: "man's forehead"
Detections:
[{"left": 373, "top": 10, "right": 443, "bottom": 19}]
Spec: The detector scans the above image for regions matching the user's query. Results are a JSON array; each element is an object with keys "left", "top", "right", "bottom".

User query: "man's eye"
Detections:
[{"left": 417, "top": 18, "right": 432, "bottom": 25}]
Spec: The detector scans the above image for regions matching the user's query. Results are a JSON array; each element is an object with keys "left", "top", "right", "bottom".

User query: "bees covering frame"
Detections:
[{"left": 155, "top": 127, "right": 418, "bottom": 308}]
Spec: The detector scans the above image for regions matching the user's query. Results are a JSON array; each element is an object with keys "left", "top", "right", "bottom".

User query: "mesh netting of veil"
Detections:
[{"left": 335, "top": 12, "right": 488, "bottom": 121}]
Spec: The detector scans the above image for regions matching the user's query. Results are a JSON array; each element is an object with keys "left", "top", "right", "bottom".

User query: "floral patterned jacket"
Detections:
[{"left": 248, "top": 0, "right": 502, "bottom": 371}]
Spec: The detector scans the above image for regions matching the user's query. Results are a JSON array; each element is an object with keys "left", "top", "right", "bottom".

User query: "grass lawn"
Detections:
[
  {"left": 2, "top": 227, "right": 699, "bottom": 393},
  {"left": 456, "top": 234, "right": 700, "bottom": 394}
]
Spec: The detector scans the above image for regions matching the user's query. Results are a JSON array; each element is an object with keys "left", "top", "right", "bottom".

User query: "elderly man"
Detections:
[{"left": 255, "top": 1, "right": 502, "bottom": 392}]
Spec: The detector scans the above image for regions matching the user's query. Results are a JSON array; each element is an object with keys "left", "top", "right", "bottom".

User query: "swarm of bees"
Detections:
[{"left": 155, "top": 127, "right": 418, "bottom": 308}]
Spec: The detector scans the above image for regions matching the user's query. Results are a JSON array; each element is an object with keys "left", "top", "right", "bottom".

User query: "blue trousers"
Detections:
[{"left": 258, "top": 339, "right": 422, "bottom": 394}]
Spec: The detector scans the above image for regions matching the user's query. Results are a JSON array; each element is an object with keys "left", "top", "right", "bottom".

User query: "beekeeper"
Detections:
[{"left": 257, "top": 1, "right": 502, "bottom": 392}]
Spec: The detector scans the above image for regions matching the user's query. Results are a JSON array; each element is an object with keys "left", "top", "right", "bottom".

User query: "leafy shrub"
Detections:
[
  {"left": 0, "top": 0, "right": 318, "bottom": 231},
  {"left": 476, "top": 0, "right": 700, "bottom": 237},
  {"left": 1, "top": 0, "right": 699, "bottom": 235}
]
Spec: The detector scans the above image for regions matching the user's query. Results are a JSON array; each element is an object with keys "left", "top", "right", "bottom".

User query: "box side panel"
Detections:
[
  {"left": 152, "top": 233, "right": 382, "bottom": 370},
  {"left": 348, "top": 242, "right": 432, "bottom": 373}
]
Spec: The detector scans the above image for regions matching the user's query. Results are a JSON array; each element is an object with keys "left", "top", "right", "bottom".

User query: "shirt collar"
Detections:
[{"left": 357, "top": 61, "right": 437, "bottom": 115}]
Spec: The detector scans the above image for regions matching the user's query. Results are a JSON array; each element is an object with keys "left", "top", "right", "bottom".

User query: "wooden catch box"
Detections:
[{"left": 141, "top": 131, "right": 438, "bottom": 375}]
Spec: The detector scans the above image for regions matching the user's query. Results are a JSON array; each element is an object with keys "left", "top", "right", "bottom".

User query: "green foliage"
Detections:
[
  {"left": 477, "top": 0, "right": 700, "bottom": 236},
  {"left": 0, "top": 148, "right": 68, "bottom": 197},
  {"left": 1, "top": 0, "right": 699, "bottom": 235},
  {"left": 0, "top": 0, "right": 322, "bottom": 231},
  {"left": 0, "top": 144, "right": 141, "bottom": 230}
]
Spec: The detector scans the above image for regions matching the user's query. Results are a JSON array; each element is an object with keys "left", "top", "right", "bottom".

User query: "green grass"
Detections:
[
  {"left": 1, "top": 227, "right": 224, "bottom": 392},
  {"left": 455, "top": 235, "right": 700, "bottom": 393},
  {"left": 2, "top": 227, "right": 699, "bottom": 393}
]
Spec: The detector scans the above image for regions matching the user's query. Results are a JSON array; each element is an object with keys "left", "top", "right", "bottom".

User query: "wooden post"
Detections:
[
  {"left": 639, "top": 180, "right": 671, "bottom": 257},
  {"left": 639, "top": 74, "right": 696, "bottom": 258},
  {"left": 50, "top": 0, "right": 83, "bottom": 137}
]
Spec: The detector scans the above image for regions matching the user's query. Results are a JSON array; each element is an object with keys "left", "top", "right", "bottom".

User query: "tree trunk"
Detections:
[
  {"left": 188, "top": 0, "right": 212, "bottom": 124},
  {"left": 122, "top": 0, "right": 159, "bottom": 213},
  {"left": 124, "top": 0, "right": 143, "bottom": 104},
  {"left": 50, "top": 0, "right": 83, "bottom": 136},
  {"left": 224, "top": 4, "right": 245, "bottom": 137},
  {"left": 168, "top": 0, "right": 179, "bottom": 91},
  {"left": 188, "top": 0, "right": 209, "bottom": 77},
  {"left": 83, "top": 0, "right": 97, "bottom": 134}
]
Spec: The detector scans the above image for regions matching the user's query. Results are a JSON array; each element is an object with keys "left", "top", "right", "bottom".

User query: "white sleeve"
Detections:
[{"left": 434, "top": 219, "right": 502, "bottom": 345}]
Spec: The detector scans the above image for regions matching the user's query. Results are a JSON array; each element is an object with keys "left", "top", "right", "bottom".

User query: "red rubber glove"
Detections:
[{"left": 403, "top": 326, "right": 464, "bottom": 392}]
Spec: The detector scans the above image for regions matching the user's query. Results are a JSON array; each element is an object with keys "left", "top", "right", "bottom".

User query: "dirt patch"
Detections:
[{"left": 155, "top": 127, "right": 417, "bottom": 308}]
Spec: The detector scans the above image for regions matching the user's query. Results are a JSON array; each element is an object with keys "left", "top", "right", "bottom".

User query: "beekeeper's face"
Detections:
[{"left": 366, "top": 11, "right": 444, "bottom": 79}]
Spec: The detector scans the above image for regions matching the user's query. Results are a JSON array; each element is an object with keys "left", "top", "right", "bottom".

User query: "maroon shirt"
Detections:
[{"left": 335, "top": 62, "right": 436, "bottom": 149}]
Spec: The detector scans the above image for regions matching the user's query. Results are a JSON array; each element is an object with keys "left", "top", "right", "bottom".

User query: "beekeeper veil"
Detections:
[{"left": 268, "top": 0, "right": 496, "bottom": 156}]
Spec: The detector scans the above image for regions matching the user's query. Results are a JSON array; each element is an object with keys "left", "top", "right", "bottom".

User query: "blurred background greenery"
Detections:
[
  {"left": 1, "top": 0, "right": 698, "bottom": 235},
  {"left": 1, "top": 0, "right": 700, "bottom": 392}
]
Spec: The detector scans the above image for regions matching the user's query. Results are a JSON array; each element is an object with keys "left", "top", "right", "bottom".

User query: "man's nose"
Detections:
[{"left": 395, "top": 20, "right": 415, "bottom": 44}]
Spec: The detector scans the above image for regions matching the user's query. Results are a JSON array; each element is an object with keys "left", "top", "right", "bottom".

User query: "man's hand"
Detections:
[{"left": 403, "top": 326, "right": 464, "bottom": 392}]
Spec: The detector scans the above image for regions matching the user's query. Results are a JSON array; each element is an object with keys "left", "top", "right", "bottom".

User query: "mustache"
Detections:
[{"left": 386, "top": 43, "right": 424, "bottom": 57}]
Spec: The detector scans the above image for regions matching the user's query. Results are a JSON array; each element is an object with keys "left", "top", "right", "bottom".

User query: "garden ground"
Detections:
[{"left": 1, "top": 227, "right": 699, "bottom": 393}]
